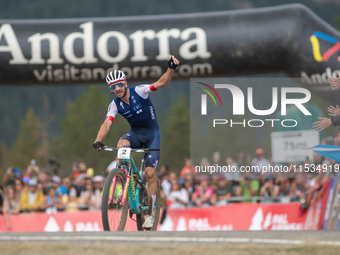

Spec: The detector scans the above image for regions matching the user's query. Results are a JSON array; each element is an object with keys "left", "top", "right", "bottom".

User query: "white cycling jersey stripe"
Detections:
[{"left": 135, "top": 84, "right": 153, "bottom": 99}]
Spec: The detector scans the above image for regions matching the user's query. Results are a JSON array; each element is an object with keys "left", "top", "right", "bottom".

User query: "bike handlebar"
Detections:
[{"left": 101, "top": 147, "right": 159, "bottom": 153}]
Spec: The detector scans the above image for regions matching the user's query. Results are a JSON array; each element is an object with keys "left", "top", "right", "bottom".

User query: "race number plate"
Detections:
[{"left": 117, "top": 148, "right": 131, "bottom": 160}]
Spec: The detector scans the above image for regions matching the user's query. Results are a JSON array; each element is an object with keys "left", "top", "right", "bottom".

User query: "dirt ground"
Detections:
[{"left": 1, "top": 242, "right": 340, "bottom": 255}]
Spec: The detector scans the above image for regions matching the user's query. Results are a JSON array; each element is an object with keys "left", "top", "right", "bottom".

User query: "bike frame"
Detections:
[{"left": 108, "top": 153, "right": 149, "bottom": 215}]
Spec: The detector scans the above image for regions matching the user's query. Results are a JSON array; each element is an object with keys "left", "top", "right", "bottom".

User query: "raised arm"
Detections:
[
  {"left": 93, "top": 119, "right": 113, "bottom": 150},
  {"left": 93, "top": 101, "right": 117, "bottom": 150},
  {"left": 153, "top": 56, "right": 179, "bottom": 90}
]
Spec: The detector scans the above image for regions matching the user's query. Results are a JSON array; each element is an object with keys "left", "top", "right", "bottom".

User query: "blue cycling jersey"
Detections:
[{"left": 106, "top": 85, "right": 159, "bottom": 131}]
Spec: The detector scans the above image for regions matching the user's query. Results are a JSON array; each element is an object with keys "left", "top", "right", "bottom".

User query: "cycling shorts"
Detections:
[{"left": 120, "top": 129, "right": 160, "bottom": 169}]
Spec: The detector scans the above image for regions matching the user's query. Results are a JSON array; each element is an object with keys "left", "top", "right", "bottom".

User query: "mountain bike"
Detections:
[{"left": 100, "top": 146, "right": 161, "bottom": 231}]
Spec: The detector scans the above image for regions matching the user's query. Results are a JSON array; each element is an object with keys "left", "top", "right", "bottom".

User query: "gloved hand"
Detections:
[
  {"left": 93, "top": 141, "right": 105, "bottom": 150},
  {"left": 167, "top": 56, "right": 179, "bottom": 70}
]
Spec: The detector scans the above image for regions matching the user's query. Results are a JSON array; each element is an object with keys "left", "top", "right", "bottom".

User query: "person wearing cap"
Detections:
[
  {"left": 93, "top": 175, "right": 104, "bottom": 191},
  {"left": 52, "top": 176, "right": 68, "bottom": 196},
  {"left": 210, "top": 175, "right": 233, "bottom": 206},
  {"left": 251, "top": 148, "right": 271, "bottom": 174},
  {"left": 20, "top": 179, "right": 44, "bottom": 212}
]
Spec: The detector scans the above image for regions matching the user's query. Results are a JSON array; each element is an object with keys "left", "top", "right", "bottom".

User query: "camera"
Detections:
[
  {"left": 30, "top": 159, "right": 36, "bottom": 166},
  {"left": 48, "top": 158, "right": 60, "bottom": 175}
]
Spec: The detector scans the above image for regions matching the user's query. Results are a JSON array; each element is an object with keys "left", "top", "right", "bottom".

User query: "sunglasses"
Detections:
[{"left": 110, "top": 82, "right": 125, "bottom": 90}]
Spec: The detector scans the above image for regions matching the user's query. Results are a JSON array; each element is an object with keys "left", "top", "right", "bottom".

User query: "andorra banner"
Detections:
[{"left": 1, "top": 4, "right": 340, "bottom": 103}]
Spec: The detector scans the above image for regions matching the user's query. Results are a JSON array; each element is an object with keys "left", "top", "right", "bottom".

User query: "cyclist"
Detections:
[{"left": 93, "top": 56, "right": 179, "bottom": 229}]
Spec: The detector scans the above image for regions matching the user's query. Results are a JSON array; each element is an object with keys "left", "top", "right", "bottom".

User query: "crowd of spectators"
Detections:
[
  {"left": 0, "top": 140, "right": 337, "bottom": 229},
  {"left": 160, "top": 140, "right": 337, "bottom": 216},
  {"left": 0, "top": 161, "right": 106, "bottom": 229}
]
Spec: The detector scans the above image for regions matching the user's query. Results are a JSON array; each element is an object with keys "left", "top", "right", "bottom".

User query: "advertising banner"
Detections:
[
  {"left": 0, "top": 210, "right": 139, "bottom": 232},
  {"left": 161, "top": 203, "right": 307, "bottom": 231},
  {"left": 1, "top": 4, "right": 340, "bottom": 103}
]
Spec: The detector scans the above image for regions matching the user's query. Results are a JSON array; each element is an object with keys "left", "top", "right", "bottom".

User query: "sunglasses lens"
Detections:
[{"left": 110, "top": 82, "right": 124, "bottom": 90}]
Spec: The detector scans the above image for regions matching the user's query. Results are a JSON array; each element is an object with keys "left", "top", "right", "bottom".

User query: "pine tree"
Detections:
[
  {"left": 7, "top": 108, "right": 44, "bottom": 171},
  {"left": 160, "top": 95, "right": 190, "bottom": 173}
]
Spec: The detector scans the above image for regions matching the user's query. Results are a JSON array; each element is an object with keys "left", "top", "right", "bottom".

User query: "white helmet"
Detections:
[{"left": 106, "top": 70, "right": 126, "bottom": 85}]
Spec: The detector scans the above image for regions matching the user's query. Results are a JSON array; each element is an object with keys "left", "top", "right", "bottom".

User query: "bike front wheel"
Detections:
[
  {"left": 101, "top": 168, "right": 129, "bottom": 231},
  {"left": 136, "top": 175, "right": 161, "bottom": 231}
]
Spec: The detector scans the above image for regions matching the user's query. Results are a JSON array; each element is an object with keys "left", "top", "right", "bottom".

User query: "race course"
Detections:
[{"left": 1, "top": 231, "right": 340, "bottom": 255}]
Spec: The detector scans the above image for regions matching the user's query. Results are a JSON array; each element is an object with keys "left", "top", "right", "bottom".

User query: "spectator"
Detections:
[
  {"left": 93, "top": 175, "right": 104, "bottom": 191},
  {"left": 290, "top": 174, "right": 308, "bottom": 198},
  {"left": 180, "top": 157, "right": 194, "bottom": 178},
  {"left": 78, "top": 162, "right": 87, "bottom": 174},
  {"left": 51, "top": 176, "right": 67, "bottom": 196},
  {"left": 238, "top": 151, "right": 252, "bottom": 167},
  {"left": 225, "top": 155, "right": 241, "bottom": 181},
  {"left": 26, "top": 160, "right": 40, "bottom": 176},
  {"left": 259, "top": 174, "right": 279, "bottom": 200},
  {"left": 14, "top": 177, "right": 24, "bottom": 200},
  {"left": 166, "top": 180, "right": 189, "bottom": 209},
  {"left": 38, "top": 168, "right": 50, "bottom": 195},
  {"left": 211, "top": 176, "right": 233, "bottom": 206},
  {"left": 106, "top": 156, "right": 120, "bottom": 173},
  {"left": 2, "top": 167, "right": 21, "bottom": 186},
  {"left": 184, "top": 177, "right": 195, "bottom": 197},
  {"left": 20, "top": 179, "right": 44, "bottom": 212},
  {"left": 236, "top": 176, "right": 260, "bottom": 202},
  {"left": 70, "top": 162, "right": 81, "bottom": 182},
  {"left": 212, "top": 151, "right": 220, "bottom": 167},
  {"left": 275, "top": 178, "right": 291, "bottom": 197},
  {"left": 37, "top": 180, "right": 44, "bottom": 194},
  {"left": 191, "top": 175, "right": 214, "bottom": 207},
  {"left": 251, "top": 148, "right": 271, "bottom": 174},
  {"left": 86, "top": 168, "right": 94, "bottom": 178},
  {"left": 80, "top": 178, "right": 101, "bottom": 210},
  {"left": 75, "top": 174, "right": 86, "bottom": 194},
  {"left": 169, "top": 171, "right": 178, "bottom": 183},
  {"left": 2, "top": 185, "right": 21, "bottom": 230},
  {"left": 64, "top": 185, "right": 80, "bottom": 212},
  {"left": 160, "top": 171, "right": 171, "bottom": 198},
  {"left": 62, "top": 177, "right": 71, "bottom": 192},
  {"left": 42, "top": 186, "right": 64, "bottom": 213}
]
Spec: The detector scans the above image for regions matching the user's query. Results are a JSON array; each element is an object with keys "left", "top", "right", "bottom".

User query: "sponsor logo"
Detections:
[
  {"left": 249, "top": 207, "right": 303, "bottom": 230},
  {"left": 310, "top": 31, "right": 340, "bottom": 62},
  {"left": 130, "top": 176, "right": 136, "bottom": 201},
  {"left": 133, "top": 103, "right": 142, "bottom": 111}
]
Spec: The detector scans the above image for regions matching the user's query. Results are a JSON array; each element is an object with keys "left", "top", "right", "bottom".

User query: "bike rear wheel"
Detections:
[
  {"left": 102, "top": 168, "right": 129, "bottom": 231},
  {"left": 136, "top": 175, "right": 161, "bottom": 231}
]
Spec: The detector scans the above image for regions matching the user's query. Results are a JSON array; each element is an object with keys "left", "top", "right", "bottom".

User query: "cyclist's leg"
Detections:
[
  {"left": 117, "top": 131, "right": 141, "bottom": 149},
  {"left": 138, "top": 130, "right": 160, "bottom": 229},
  {"left": 144, "top": 130, "right": 160, "bottom": 211}
]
